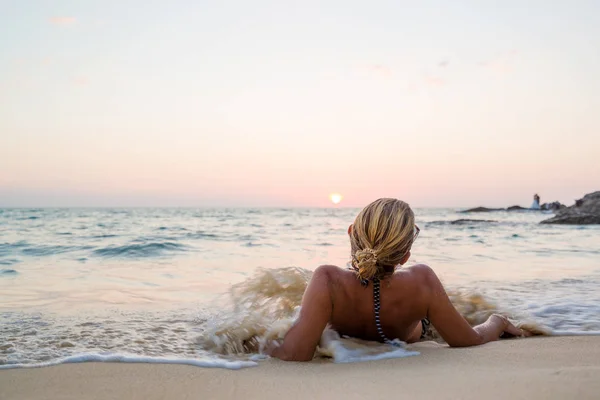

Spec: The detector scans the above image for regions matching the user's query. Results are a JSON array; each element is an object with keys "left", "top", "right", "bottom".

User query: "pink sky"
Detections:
[{"left": 1, "top": 1, "right": 599, "bottom": 207}]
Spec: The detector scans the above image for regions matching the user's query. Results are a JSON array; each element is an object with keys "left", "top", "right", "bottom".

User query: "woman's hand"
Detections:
[
  {"left": 492, "top": 314, "right": 532, "bottom": 339},
  {"left": 262, "top": 339, "right": 282, "bottom": 357}
]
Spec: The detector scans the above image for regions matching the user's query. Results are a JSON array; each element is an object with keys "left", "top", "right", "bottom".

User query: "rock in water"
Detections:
[
  {"left": 460, "top": 207, "right": 504, "bottom": 213},
  {"left": 540, "top": 191, "right": 600, "bottom": 225},
  {"left": 541, "top": 202, "right": 566, "bottom": 211},
  {"left": 507, "top": 205, "right": 528, "bottom": 211},
  {"left": 450, "top": 219, "right": 498, "bottom": 225}
]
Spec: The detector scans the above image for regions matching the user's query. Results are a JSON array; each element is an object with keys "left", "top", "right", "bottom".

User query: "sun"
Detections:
[{"left": 330, "top": 193, "right": 343, "bottom": 205}]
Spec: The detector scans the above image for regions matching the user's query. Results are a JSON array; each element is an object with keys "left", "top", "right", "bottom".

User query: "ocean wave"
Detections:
[
  {"left": 0, "top": 244, "right": 12, "bottom": 257},
  {"left": 197, "top": 268, "right": 550, "bottom": 361},
  {"left": 0, "top": 268, "right": 562, "bottom": 369},
  {"left": 185, "top": 231, "right": 222, "bottom": 240},
  {"left": 238, "top": 235, "right": 257, "bottom": 241},
  {"left": 21, "top": 245, "right": 92, "bottom": 257},
  {"left": 429, "top": 219, "right": 498, "bottom": 226},
  {"left": 92, "top": 242, "right": 188, "bottom": 258},
  {"left": 16, "top": 216, "right": 40, "bottom": 221},
  {"left": 89, "top": 234, "right": 119, "bottom": 239},
  {"left": 0, "top": 268, "right": 18, "bottom": 275},
  {"left": 0, "top": 241, "right": 28, "bottom": 251},
  {"left": 0, "top": 353, "right": 257, "bottom": 370},
  {"left": 0, "top": 259, "right": 20, "bottom": 266},
  {"left": 556, "top": 278, "right": 586, "bottom": 284},
  {"left": 108, "top": 210, "right": 131, "bottom": 215}
]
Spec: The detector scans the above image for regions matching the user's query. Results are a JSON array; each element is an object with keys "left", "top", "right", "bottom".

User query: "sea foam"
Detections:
[{"left": 0, "top": 353, "right": 257, "bottom": 370}]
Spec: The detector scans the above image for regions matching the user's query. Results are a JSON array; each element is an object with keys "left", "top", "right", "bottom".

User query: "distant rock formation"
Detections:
[
  {"left": 427, "top": 219, "right": 498, "bottom": 226},
  {"left": 540, "top": 202, "right": 566, "bottom": 211},
  {"left": 450, "top": 219, "right": 497, "bottom": 225},
  {"left": 460, "top": 207, "right": 503, "bottom": 213},
  {"left": 507, "top": 206, "right": 528, "bottom": 211},
  {"left": 461, "top": 203, "right": 565, "bottom": 213},
  {"left": 540, "top": 191, "right": 600, "bottom": 225}
]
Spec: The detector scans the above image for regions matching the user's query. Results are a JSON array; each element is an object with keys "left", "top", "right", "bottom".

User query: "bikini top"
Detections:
[
  {"left": 348, "top": 266, "right": 399, "bottom": 346},
  {"left": 348, "top": 266, "right": 430, "bottom": 345}
]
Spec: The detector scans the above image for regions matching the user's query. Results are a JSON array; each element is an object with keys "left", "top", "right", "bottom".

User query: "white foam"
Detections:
[
  {"left": 0, "top": 353, "right": 257, "bottom": 370},
  {"left": 332, "top": 343, "right": 420, "bottom": 364},
  {"left": 249, "top": 354, "right": 270, "bottom": 361},
  {"left": 318, "top": 327, "right": 420, "bottom": 363}
]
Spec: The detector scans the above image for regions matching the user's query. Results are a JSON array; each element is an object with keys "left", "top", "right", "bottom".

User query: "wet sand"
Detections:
[{"left": 1, "top": 336, "right": 599, "bottom": 400}]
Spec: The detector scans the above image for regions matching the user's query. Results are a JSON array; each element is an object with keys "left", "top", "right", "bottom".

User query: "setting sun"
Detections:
[{"left": 330, "top": 193, "right": 343, "bottom": 205}]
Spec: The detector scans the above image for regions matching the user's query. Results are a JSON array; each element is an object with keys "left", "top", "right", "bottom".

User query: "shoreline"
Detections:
[{"left": 2, "top": 336, "right": 599, "bottom": 400}]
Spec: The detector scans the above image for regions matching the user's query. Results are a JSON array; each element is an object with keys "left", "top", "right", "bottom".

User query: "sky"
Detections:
[{"left": 1, "top": 0, "right": 599, "bottom": 208}]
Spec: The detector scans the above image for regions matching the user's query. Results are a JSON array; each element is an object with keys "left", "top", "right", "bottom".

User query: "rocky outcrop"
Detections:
[
  {"left": 462, "top": 205, "right": 563, "bottom": 213},
  {"left": 540, "top": 202, "right": 566, "bottom": 211},
  {"left": 462, "top": 201, "right": 566, "bottom": 213},
  {"left": 507, "top": 205, "right": 528, "bottom": 211},
  {"left": 460, "top": 207, "right": 503, "bottom": 213},
  {"left": 450, "top": 219, "right": 497, "bottom": 225},
  {"left": 540, "top": 191, "right": 600, "bottom": 225}
]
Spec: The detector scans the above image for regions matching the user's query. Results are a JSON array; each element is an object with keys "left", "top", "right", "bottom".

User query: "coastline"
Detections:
[{"left": 2, "top": 336, "right": 599, "bottom": 400}]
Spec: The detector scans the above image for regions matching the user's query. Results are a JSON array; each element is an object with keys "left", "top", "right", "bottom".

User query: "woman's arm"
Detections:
[
  {"left": 266, "top": 265, "right": 333, "bottom": 361},
  {"left": 421, "top": 265, "right": 526, "bottom": 347}
]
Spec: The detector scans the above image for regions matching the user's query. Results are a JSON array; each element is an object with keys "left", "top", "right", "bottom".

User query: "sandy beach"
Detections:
[{"left": 1, "top": 336, "right": 599, "bottom": 400}]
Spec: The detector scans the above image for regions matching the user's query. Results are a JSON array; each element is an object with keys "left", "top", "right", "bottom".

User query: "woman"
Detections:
[{"left": 267, "top": 198, "right": 528, "bottom": 361}]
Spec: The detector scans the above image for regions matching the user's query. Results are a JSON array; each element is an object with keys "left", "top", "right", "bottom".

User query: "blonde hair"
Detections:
[{"left": 350, "top": 198, "right": 415, "bottom": 282}]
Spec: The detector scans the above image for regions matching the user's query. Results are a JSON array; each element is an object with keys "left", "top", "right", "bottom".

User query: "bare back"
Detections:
[{"left": 327, "top": 265, "right": 429, "bottom": 343}]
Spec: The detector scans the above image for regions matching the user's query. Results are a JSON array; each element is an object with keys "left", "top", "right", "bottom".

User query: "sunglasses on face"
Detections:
[{"left": 413, "top": 224, "right": 420, "bottom": 242}]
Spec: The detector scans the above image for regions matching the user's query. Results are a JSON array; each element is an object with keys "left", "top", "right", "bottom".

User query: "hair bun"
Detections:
[{"left": 353, "top": 248, "right": 379, "bottom": 282}]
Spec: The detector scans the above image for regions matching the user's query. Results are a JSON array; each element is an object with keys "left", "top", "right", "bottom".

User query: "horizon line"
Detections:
[{"left": 0, "top": 205, "right": 467, "bottom": 210}]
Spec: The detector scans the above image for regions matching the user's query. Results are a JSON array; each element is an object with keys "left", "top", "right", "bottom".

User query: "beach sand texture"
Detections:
[{"left": 1, "top": 336, "right": 599, "bottom": 400}]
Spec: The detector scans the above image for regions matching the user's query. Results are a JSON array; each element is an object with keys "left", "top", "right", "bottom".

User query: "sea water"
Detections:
[{"left": 1, "top": 208, "right": 599, "bottom": 368}]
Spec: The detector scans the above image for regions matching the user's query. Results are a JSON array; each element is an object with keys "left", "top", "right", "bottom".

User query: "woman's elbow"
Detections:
[{"left": 447, "top": 333, "right": 485, "bottom": 348}]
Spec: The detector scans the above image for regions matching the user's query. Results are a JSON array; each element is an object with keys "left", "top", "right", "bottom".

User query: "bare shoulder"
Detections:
[
  {"left": 313, "top": 264, "right": 346, "bottom": 279},
  {"left": 313, "top": 265, "right": 356, "bottom": 288},
  {"left": 401, "top": 263, "right": 436, "bottom": 280},
  {"left": 396, "top": 264, "right": 441, "bottom": 292}
]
